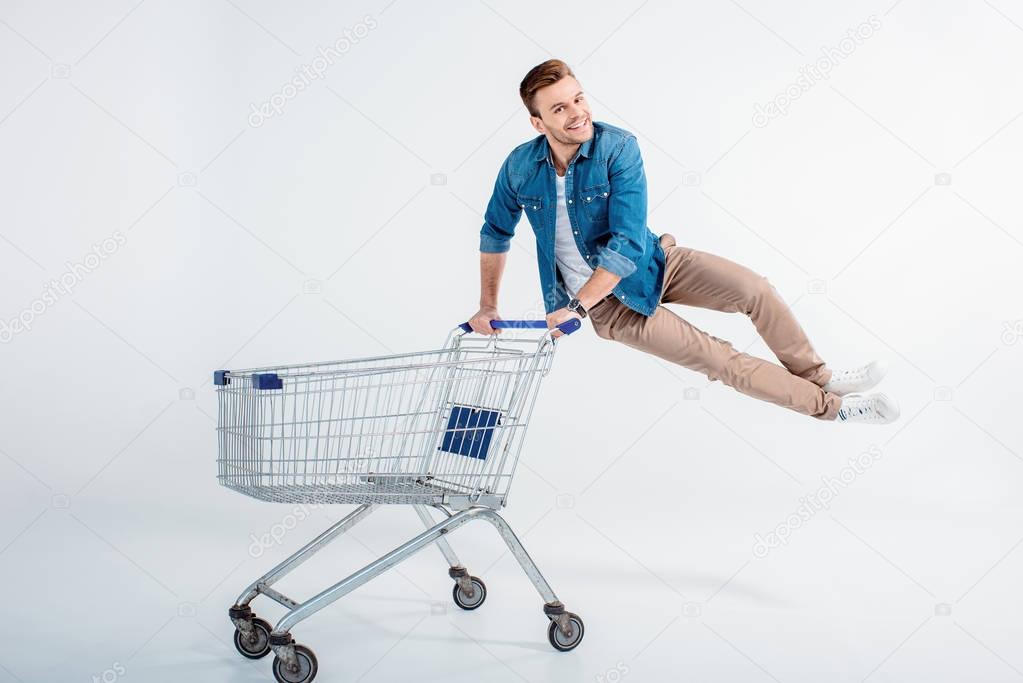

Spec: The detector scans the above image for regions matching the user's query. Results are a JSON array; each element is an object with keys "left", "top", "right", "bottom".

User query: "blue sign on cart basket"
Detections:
[{"left": 439, "top": 404, "right": 503, "bottom": 460}]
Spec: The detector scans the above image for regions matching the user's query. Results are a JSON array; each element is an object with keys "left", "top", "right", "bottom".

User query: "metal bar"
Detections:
[
  {"left": 413, "top": 504, "right": 460, "bottom": 567},
  {"left": 274, "top": 507, "right": 486, "bottom": 633},
  {"left": 235, "top": 504, "right": 375, "bottom": 606},
  {"left": 256, "top": 584, "right": 299, "bottom": 610},
  {"left": 476, "top": 508, "right": 557, "bottom": 603},
  {"left": 229, "top": 347, "right": 536, "bottom": 381},
  {"left": 273, "top": 505, "right": 559, "bottom": 635}
]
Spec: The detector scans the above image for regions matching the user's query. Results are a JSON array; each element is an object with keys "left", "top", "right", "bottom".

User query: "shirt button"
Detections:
[
  {"left": 533, "top": 205, "right": 537, "bottom": 209},
  {"left": 568, "top": 199, "right": 573, "bottom": 204}
]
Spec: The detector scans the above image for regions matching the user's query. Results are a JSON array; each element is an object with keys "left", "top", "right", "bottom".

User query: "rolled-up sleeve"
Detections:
[
  {"left": 595, "top": 136, "right": 647, "bottom": 278},
  {"left": 479, "top": 157, "right": 521, "bottom": 253}
]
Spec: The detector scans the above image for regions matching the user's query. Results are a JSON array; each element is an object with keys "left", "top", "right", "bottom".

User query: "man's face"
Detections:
[{"left": 529, "top": 76, "right": 593, "bottom": 146}]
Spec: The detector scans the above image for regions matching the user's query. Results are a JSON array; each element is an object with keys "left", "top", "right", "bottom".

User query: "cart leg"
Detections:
[
  {"left": 268, "top": 506, "right": 582, "bottom": 659},
  {"left": 474, "top": 508, "right": 579, "bottom": 642},
  {"left": 231, "top": 504, "right": 374, "bottom": 613},
  {"left": 413, "top": 504, "right": 461, "bottom": 567},
  {"left": 412, "top": 504, "right": 483, "bottom": 603},
  {"left": 475, "top": 508, "right": 556, "bottom": 602},
  {"left": 272, "top": 506, "right": 488, "bottom": 637}
]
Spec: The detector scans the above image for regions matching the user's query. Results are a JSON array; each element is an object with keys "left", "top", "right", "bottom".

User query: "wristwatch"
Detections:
[{"left": 567, "top": 298, "right": 588, "bottom": 319}]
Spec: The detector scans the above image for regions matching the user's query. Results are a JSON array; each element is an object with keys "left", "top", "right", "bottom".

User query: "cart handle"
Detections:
[{"left": 458, "top": 318, "right": 582, "bottom": 336}]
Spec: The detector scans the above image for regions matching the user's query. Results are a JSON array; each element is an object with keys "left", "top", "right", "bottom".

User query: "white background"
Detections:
[{"left": 1, "top": 1, "right": 1022, "bottom": 681}]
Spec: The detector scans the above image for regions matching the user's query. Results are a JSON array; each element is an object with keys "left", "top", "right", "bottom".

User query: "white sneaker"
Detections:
[
  {"left": 822, "top": 360, "right": 889, "bottom": 396},
  {"left": 837, "top": 392, "right": 900, "bottom": 424}
]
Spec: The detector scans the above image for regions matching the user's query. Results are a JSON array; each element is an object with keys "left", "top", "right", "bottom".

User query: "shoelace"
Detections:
[
  {"left": 839, "top": 396, "right": 877, "bottom": 420},
  {"left": 832, "top": 367, "right": 868, "bottom": 383},
  {"left": 847, "top": 397, "right": 874, "bottom": 416}
]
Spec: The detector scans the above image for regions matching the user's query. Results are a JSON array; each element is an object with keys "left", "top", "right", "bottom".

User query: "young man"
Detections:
[{"left": 468, "top": 59, "right": 899, "bottom": 424}]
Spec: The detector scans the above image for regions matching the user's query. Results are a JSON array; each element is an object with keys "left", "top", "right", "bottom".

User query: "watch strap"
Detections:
[{"left": 567, "top": 298, "right": 588, "bottom": 318}]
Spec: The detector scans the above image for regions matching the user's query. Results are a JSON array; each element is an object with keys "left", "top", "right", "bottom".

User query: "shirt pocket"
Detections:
[
  {"left": 516, "top": 195, "right": 544, "bottom": 232},
  {"left": 581, "top": 181, "right": 610, "bottom": 222}
]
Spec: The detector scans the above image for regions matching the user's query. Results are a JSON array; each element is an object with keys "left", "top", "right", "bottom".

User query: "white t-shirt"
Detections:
[{"left": 554, "top": 173, "right": 594, "bottom": 298}]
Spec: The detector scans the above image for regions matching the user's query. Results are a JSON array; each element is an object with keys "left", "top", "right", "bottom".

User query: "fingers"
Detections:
[{"left": 469, "top": 318, "right": 500, "bottom": 335}]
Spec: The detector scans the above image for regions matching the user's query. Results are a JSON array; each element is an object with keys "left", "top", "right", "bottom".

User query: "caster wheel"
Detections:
[
  {"left": 547, "top": 612, "right": 585, "bottom": 652},
  {"left": 452, "top": 576, "right": 487, "bottom": 610},
  {"left": 233, "top": 617, "right": 272, "bottom": 659},
  {"left": 272, "top": 644, "right": 318, "bottom": 683}
]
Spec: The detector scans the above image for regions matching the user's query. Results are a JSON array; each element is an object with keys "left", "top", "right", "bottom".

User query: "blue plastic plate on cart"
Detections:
[{"left": 439, "top": 405, "right": 503, "bottom": 460}]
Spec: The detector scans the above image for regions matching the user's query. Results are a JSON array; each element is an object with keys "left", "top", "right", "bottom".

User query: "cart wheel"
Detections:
[
  {"left": 547, "top": 612, "right": 585, "bottom": 652},
  {"left": 272, "top": 644, "right": 318, "bottom": 683},
  {"left": 452, "top": 576, "right": 487, "bottom": 610},
  {"left": 233, "top": 617, "right": 272, "bottom": 659}
]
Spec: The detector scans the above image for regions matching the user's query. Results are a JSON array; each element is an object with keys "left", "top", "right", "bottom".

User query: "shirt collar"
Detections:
[{"left": 534, "top": 131, "right": 594, "bottom": 164}]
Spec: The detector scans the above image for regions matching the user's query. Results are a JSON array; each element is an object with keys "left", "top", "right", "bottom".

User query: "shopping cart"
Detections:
[{"left": 215, "top": 318, "right": 585, "bottom": 683}]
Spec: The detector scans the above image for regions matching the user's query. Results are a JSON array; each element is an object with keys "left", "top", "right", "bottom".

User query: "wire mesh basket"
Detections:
[{"left": 216, "top": 321, "right": 572, "bottom": 508}]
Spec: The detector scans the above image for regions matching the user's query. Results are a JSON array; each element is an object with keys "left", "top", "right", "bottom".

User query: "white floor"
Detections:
[{"left": 3, "top": 363, "right": 1022, "bottom": 682}]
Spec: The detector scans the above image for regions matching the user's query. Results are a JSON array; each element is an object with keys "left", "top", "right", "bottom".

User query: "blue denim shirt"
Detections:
[{"left": 479, "top": 121, "right": 665, "bottom": 316}]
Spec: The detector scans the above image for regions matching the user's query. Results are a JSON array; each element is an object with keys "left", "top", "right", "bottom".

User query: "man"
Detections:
[{"left": 468, "top": 59, "right": 899, "bottom": 424}]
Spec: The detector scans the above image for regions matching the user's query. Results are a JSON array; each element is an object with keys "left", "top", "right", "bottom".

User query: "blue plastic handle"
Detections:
[{"left": 458, "top": 318, "right": 582, "bottom": 336}]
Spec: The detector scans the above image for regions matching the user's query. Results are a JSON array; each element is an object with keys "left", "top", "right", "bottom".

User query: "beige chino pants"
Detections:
[{"left": 588, "top": 234, "right": 842, "bottom": 420}]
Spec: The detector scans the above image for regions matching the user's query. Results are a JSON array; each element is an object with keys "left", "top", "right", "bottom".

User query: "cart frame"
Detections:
[{"left": 217, "top": 320, "right": 585, "bottom": 682}]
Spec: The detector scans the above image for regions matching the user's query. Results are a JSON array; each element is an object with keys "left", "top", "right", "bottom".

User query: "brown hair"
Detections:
[{"left": 519, "top": 59, "right": 575, "bottom": 117}]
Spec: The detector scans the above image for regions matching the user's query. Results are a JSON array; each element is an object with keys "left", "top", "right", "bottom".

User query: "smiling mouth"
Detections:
[{"left": 567, "top": 118, "right": 589, "bottom": 131}]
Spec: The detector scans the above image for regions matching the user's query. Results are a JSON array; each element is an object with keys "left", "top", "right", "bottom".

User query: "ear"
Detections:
[{"left": 529, "top": 115, "right": 545, "bottom": 134}]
